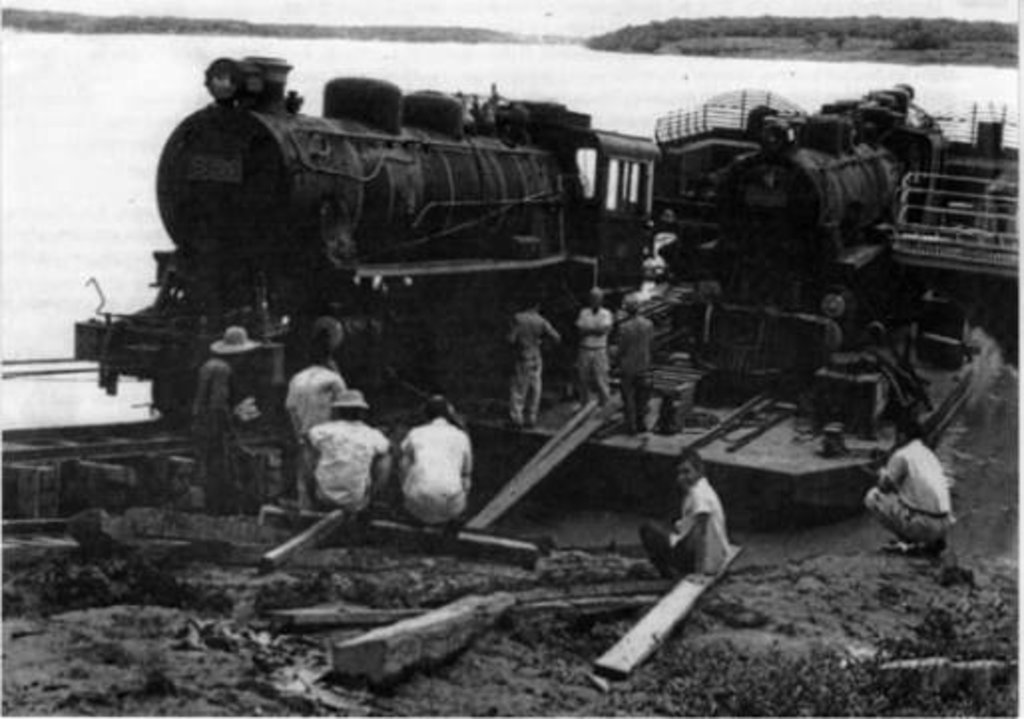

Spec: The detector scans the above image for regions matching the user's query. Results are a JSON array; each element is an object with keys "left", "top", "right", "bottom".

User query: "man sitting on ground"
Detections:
[
  {"left": 864, "top": 418, "right": 953, "bottom": 555},
  {"left": 399, "top": 395, "right": 473, "bottom": 528},
  {"left": 640, "top": 448, "right": 735, "bottom": 578},
  {"left": 307, "top": 389, "right": 392, "bottom": 514}
]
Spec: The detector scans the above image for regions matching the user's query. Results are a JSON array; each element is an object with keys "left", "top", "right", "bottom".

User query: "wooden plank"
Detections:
[
  {"left": 365, "top": 519, "right": 542, "bottom": 570},
  {"left": 594, "top": 546, "right": 742, "bottom": 680},
  {"left": 270, "top": 579, "right": 672, "bottom": 631},
  {"left": 258, "top": 505, "right": 541, "bottom": 569},
  {"left": 273, "top": 593, "right": 662, "bottom": 631},
  {"left": 330, "top": 592, "right": 515, "bottom": 685},
  {"left": 258, "top": 509, "right": 348, "bottom": 574},
  {"left": 3, "top": 517, "right": 68, "bottom": 535},
  {"left": 268, "top": 603, "right": 425, "bottom": 630},
  {"left": 466, "top": 398, "right": 621, "bottom": 530},
  {"left": 521, "top": 400, "right": 598, "bottom": 471}
]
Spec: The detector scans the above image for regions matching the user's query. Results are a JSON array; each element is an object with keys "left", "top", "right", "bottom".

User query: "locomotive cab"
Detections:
[{"left": 568, "top": 131, "right": 659, "bottom": 289}]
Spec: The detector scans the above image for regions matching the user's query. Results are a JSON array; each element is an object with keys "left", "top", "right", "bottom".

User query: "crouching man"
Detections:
[
  {"left": 307, "top": 390, "right": 392, "bottom": 514},
  {"left": 400, "top": 395, "right": 473, "bottom": 528},
  {"left": 864, "top": 418, "right": 953, "bottom": 555},
  {"left": 640, "top": 448, "right": 735, "bottom": 578}
]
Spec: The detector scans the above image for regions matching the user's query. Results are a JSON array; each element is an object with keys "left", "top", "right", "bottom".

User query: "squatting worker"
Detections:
[
  {"left": 640, "top": 448, "right": 735, "bottom": 578},
  {"left": 617, "top": 293, "right": 654, "bottom": 435},
  {"left": 192, "top": 325, "right": 263, "bottom": 515},
  {"left": 306, "top": 389, "right": 392, "bottom": 513},
  {"left": 400, "top": 395, "right": 473, "bottom": 527},
  {"left": 285, "top": 328, "right": 347, "bottom": 509},
  {"left": 576, "top": 287, "right": 614, "bottom": 407},
  {"left": 864, "top": 418, "right": 953, "bottom": 555},
  {"left": 507, "top": 299, "right": 561, "bottom": 429}
]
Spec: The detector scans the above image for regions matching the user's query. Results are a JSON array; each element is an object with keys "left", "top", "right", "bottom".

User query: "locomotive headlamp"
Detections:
[{"left": 205, "top": 58, "right": 240, "bottom": 102}]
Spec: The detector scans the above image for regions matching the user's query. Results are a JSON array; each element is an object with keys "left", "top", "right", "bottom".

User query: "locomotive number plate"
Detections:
[{"left": 187, "top": 154, "right": 243, "bottom": 183}]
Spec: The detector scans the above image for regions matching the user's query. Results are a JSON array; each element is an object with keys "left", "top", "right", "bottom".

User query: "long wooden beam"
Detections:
[
  {"left": 269, "top": 579, "right": 674, "bottom": 631},
  {"left": 330, "top": 593, "right": 515, "bottom": 686},
  {"left": 593, "top": 546, "right": 742, "bottom": 680},
  {"left": 259, "top": 509, "right": 348, "bottom": 574},
  {"left": 466, "top": 398, "right": 620, "bottom": 530}
]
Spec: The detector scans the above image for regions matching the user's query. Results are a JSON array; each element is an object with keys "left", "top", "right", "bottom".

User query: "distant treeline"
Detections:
[
  {"left": 588, "top": 15, "right": 1017, "bottom": 52},
  {"left": 1, "top": 8, "right": 535, "bottom": 43}
]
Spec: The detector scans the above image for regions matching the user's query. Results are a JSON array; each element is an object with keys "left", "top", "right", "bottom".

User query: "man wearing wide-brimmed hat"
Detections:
[
  {"left": 306, "top": 389, "right": 392, "bottom": 512},
  {"left": 192, "top": 325, "right": 263, "bottom": 514}
]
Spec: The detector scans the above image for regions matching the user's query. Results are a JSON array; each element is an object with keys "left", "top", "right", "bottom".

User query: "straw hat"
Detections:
[
  {"left": 210, "top": 326, "right": 261, "bottom": 355},
  {"left": 332, "top": 388, "right": 370, "bottom": 410}
]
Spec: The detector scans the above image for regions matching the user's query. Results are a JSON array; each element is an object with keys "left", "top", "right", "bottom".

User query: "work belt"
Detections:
[{"left": 900, "top": 498, "right": 950, "bottom": 520}]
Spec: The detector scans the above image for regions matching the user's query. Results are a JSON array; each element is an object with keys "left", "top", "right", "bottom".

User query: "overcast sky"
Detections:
[{"left": 5, "top": 0, "right": 1019, "bottom": 36}]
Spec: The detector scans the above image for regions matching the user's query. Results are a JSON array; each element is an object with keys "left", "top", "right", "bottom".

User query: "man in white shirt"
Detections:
[
  {"left": 576, "top": 287, "right": 614, "bottom": 407},
  {"left": 640, "top": 448, "right": 735, "bottom": 578},
  {"left": 400, "top": 395, "right": 473, "bottom": 526},
  {"left": 864, "top": 418, "right": 953, "bottom": 554},
  {"left": 307, "top": 389, "right": 391, "bottom": 513},
  {"left": 285, "top": 337, "right": 347, "bottom": 509}
]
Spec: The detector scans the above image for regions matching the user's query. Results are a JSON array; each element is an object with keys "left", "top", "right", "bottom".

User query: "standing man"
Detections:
[
  {"left": 306, "top": 389, "right": 392, "bottom": 513},
  {"left": 864, "top": 418, "right": 953, "bottom": 555},
  {"left": 285, "top": 329, "right": 347, "bottom": 509},
  {"left": 617, "top": 293, "right": 655, "bottom": 435},
  {"left": 192, "top": 325, "right": 262, "bottom": 515},
  {"left": 507, "top": 299, "right": 561, "bottom": 429},
  {"left": 399, "top": 395, "right": 473, "bottom": 527},
  {"left": 576, "top": 287, "right": 614, "bottom": 408},
  {"left": 640, "top": 448, "right": 735, "bottom": 578}
]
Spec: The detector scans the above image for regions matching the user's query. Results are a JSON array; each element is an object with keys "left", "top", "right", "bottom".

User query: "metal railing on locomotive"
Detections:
[{"left": 895, "top": 172, "right": 1018, "bottom": 278}]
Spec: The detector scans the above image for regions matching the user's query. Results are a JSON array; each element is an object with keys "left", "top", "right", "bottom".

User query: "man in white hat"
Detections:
[
  {"left": 192, "top": 325, "right": 262, "bottom": 514},
  {"left": 306, "top": 389, "right": 392, "bottom": 513}
]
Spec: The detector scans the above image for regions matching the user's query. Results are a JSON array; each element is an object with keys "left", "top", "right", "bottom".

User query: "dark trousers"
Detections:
[
  {"left": 639, "top": 521, "right": 697, "bottom": 579},
  {"left": 621, "top": 372, "right": 651, "bottom": 434}
]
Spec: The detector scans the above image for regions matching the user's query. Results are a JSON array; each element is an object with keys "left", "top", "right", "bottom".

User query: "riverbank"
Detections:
[{"left": 614, "top": 36, "right": 1016, "bottom": 68}]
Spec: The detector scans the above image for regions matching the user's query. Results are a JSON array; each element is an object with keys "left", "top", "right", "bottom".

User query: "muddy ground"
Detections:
[{"left": 2, "top": 364, "right": 1017, "bottom": 715}]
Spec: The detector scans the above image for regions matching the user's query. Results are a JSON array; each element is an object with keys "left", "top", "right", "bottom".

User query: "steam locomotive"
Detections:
[
  {"left": 76, "top": 56, "right": 658, "bottom": 418},
  {"left": 75, "top": 57, "right": 1016, "bottom": 420}
]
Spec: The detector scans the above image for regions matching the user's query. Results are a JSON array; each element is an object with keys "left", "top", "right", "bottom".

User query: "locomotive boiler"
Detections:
[{"left": 77, "top": 56, "right": 659, "bottom": 419}]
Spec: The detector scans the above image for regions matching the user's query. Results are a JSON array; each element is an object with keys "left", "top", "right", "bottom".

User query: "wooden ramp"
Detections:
[
  {"left": 594, "top": 545, "right": 742, "bottom": 680},
  {"left": 466, "top": 398, "right": 620, "bottom": 530}
]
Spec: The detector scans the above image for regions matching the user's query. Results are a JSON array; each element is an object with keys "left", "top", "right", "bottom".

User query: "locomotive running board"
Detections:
[{"left": 352, "top": 253, "right": 596, "bottom": 279}]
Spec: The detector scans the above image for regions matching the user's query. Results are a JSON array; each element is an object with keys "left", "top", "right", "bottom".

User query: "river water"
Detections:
[{"left": 1, "top": 32, "right": 1018, "bottom": 426}]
